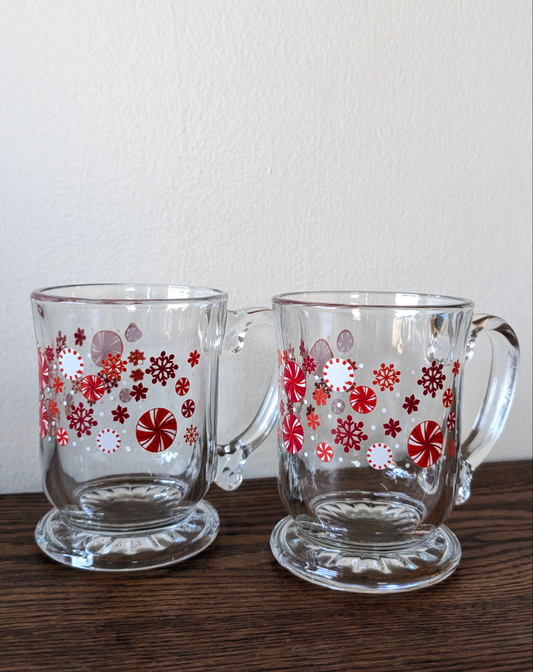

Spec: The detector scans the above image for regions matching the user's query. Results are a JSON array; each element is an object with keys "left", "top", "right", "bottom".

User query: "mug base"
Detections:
[
  {"left": 270, "top": 516, "right": 461, "bottom": 593},
  {"left": 35, "top": 500, "right": 220, "bottom": 571}
]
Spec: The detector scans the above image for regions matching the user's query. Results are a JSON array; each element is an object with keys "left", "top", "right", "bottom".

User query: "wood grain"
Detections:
[{"left": 0, "top": 461, "right": 531, "bottom": 672}]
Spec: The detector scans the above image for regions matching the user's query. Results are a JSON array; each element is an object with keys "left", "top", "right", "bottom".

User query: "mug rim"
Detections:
[
  {"left": 31, "top": 283, "right": 229, "bottom": 304},
  {"left": 272, "top": 290, "right": 474, "bottom": 310}
]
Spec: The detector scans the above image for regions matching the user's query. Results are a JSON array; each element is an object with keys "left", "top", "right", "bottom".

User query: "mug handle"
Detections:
[
  {"left": 455, "top": 314, "right": 520, "bottom": 504},
  {"left": 214, "top": 307, "right": 278, "bottom": 491}
]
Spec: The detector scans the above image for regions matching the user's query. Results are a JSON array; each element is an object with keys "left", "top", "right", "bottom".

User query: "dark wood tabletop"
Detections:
[{"left": 0, "top": 461, "right": 531, "bottom": 672}]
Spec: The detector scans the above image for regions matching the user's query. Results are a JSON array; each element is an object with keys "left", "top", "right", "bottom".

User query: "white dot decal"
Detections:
[
  {"left": 58, "top": 348, "right": 85, "bottom": 381},
  {"left": 322, "top": 358, "right": 355, "bottom": 392},
  {"left": 366, "top": 442, "right": 393, "bottom": 470},
  {"left": 96, "top": 428, "right": 121, "bottom": 454}
]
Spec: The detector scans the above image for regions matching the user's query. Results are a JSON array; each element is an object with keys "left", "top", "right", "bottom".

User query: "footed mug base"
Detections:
[
  {"left": 35, "top": 500, "right": 220, "bottom": 572},
  {"left": 270, "top": 516, "right": 461, "bottom": 593}
]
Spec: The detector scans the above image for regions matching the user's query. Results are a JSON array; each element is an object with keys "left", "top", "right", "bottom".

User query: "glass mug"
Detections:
[
  {"left": 31, "top": 284, "right": 277, "bottom": 571},
  {"left": 270, "top": 291, "right": 519, "bottom": 593}
]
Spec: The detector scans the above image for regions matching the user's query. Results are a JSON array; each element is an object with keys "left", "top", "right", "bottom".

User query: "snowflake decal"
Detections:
[
  {"left": 299, "top": 339, "right": 307, "bottom": 358},
  {"left": 44, "top": 346, "right": 55, "bottom": 364},
  {"left": 52, "top": 377, "right": 64, "bottom": 394},
  {"left": 101, "top": 353, "right": 128, "bottom": 381},
  {"left": 146, "top": 351, "right": 179, "bottom": 386},
  {"left": 48, "top": 400, "right": 59, "bottom": 418},
  {"left": 277, "top": 350, "right": 284, "bottom": 367},
  {"left": 312, "top": 387, "right": 328, "bottom": 407},
  {"left": 306, "top": 412, "right": 320, "bottom": 431},
  {"left": 279, "top": 399, "right": 285, "bottom": 416},
  {"left": 372, "top": 363, "right": 401, "bottom": 392},
  {"left": 111, "top": 405, "right": 130, "bottom": 424},
  {"left": 184, "top": 425, "right": 199, "bottom": 446},
  {"left": 130, "top": 368, "right": 145, "bottom": 382},
  {"left": 97, "top": 372, "right": 119, "bottom": 394},
  {"left": 66, "top": 402, "right": 97, "bottom": 438},
  {"left": 383, "top": 418, "right": 402, "bottom": 438},
  {"left": 449, "top": 438, "right": 458, "bottom": 457},
  {"left": 452, "top": 360, "right": 461, "bottom": 377},
  {"left": 131, "top": 383, "right": 148, "bottom": 402},
  {"left": 74, "top": 328, "right": 86, "bottom": 346},
  {"left": 402, "top": 395, "right": 420, "bottom": 415},
  {"left": 331, "top": 415, "right": 368, "bottom": 453},
  {"left": 187, "top": 350, "right": 201, "bottom": 368},
  {"left": 302, "top": 356, "right": 316, "bottom": 375},
  {"left": 56, "top": 331, "right": 67, "bottom": 357},
  {"left": 128, "top": 350, "right": 146, "bottom": 366},
  {"left": 417, "top": 361, "right": 446, "bottom": 398}
]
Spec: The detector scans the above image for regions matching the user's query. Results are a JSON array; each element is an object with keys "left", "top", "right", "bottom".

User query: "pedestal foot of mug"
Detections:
[
  {"left": 35, "top": 500, "right": 220, "bottom": 571},
  {"left": 270, "top": 516, "right": 461, "bottom": 593}
]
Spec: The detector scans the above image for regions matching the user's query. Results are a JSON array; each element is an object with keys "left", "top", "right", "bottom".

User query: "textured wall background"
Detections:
[{"left": 0, "top": 0, "right": 531, "bottom": 493}]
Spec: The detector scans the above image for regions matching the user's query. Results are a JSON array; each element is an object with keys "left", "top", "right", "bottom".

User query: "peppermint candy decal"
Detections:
[
  {"left": 408, "top": 420, "right": 444, "bottom": 468},
  {"left": 58, "top": 348, "right": 85, "bottom": 381},
  {"left": 316, "top": 442, "right": 334, "bottom": 462},
  {"left": 282, "top": 413, "right": 304, "bottom": 454},
  {"left": 39, "top": 401, "right": 49, "bottom": 439},
  {"left": 136, "top": 407, "right": 177, "bottom": 453},
  {"left": 56, "top": 427, "right": 69, "bottom": 447},
  {"left": 350, "top": 385, "right": 377, "bottom": 414},
  {"left": 366, "top": 443, "right": 393, "bottom": 470},
  {"left": 336, "top": 330, "right": 354, "bottom": 353},
  {"left": 80, "top": 375, "right": 106, "bottom": 402},
  {"left": 309, "top": 339, "right": 333, "bottom": 371},
  {"left": 38, "top": 348, "right": 50, "bottom": 390},
  {"left": 96, "top": 428, "right": 121, "bottom": 454},
  {"left": 91, "top": 331, "right": 123, "bottom": 366},
  {"left": 284, "top": 361, "right": 306, "bottom": 402},
  {"left": 322, "top": 358, "right": 355, "bottom": 392}
]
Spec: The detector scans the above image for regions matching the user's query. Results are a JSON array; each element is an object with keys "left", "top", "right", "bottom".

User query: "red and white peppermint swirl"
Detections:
[
  {"left": 181, "top": 399, "right": 196, "bottom": 418},
  {"left": 56, "top": 427, "right": 69, "bottom": 447},
  {"left": 408, "top": 420, "right": 444, "bottom": 468},
  {"left": 316, "top": 442, "right": 334, "bottom": 462},
  {"left": 136, "top": 407, "right": 177, "bottom": 453},
  {"left": 39, "top": 401, "right": 49, "bottom": 439},
  {"left": 350, "top": 385, "right": 377, "bottom": 414},
  {"left": 447, "top": 412, "right": 456, "bottom": 432},
  {"left": 323, "top": 358, "right": 355, "bottom": 392},
  {"left": 442, "top": 388, "right": 453, "bottom": 408},
  {"left": 38, "top": 349, "right": 49, "bottom": 390},
  {"left": 175, "top": 377, "right": 190, "bottom": 397},
  {"left": 80, "top": 375, "right": 106, "bottom": 402},
  {"left": 283, "top": 361, "right": 307, "bottom": 402},
  {"left": 282, "top": 413, "right": 304, "bottom": 454},
  {"left": 58, "top": 348, "right": 84, "bottom": 381}
]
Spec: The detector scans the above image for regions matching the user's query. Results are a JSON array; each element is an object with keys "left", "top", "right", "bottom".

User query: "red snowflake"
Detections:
[
  {"left": 97, "top": 372, "right": 119, "bottom": 393},
  {"left": 111, "top": 405, "right": 130, "bottom": 424},
  {"left": 52, "top": 377, "right": 64, "bottom": 394},
  {"left": 302, "top": 356, "right": 316, "bottom": 375},
  {"left": 315, "top": 378, "right": 331, "bottom": 398},
  {"left": 383, "top": 418, "right": 402, "bottom": 438},
  {"left": 331, "top": 415, "right": 368, "bottom": 453},
  {"left": 130, "top": 368, "right": 145, "bottom": 382},
  {"left": 146, "top": 351, "right": 179, "bottom": 386},
  {"left": 184, "top": 425, "right": 199, "bottom": 446},
  {"left": 372, "top": 363, "right": 401, "bottom": 392},
  {"left": 277, "top": 350, "right": 284, "bottom": 367},
  {"left": 101, "top": 353, "right": 128, "bottom": 381},
  {"left": 312, "top": 387, "right": 328, "bottom": 407},
  {"left": 306, "top": 412, "right": 320, "bottom": 431},
  {"left": 44, "top": 346, "right": 55, "bottom": 364},
  {"left": 282, "top": 350, "right": 290, "bottom": 364},
  {"left": 188, "top": 350, "right": 201, "bottom": 368},
  {"left": 66, "top": 402, "right": 97, "bottom": 438},
  {"left": 402, "top": 395, "right": 420, "bottom": 415},
  {"left": 56, "top": 331, "right": 67, "bottom": 356},
  {"left": 131, "top": 383, "right": 148, "bottom": 402},
  {"left": 299, "top": 339, "right": 307, "bottom": 358},
  {"left": 306, "top": 404, "right": 315, "bottom": 416},
  {"left": 48, "top": 399, "right": 59, "bottom": 418},
  {"left": 447, "top": 412, "right": 456, "bottom": 432},
  {"left": 448, "top": 438, "right": 458, "bottom": 457},
  {"left": 74, "top": 328, "right": 86, "bottom": 346},
  {"left": 71, "top": 378, "right": 83, "bottom": 394},
  {"left": 452, "top": 360, "right": 461, "bottom": 377},
  {"left": 279, "top": 399, "right": 285, "bottom": 416},
  {"left": 417, "top": 361, "right": 446, "bottom": 398},
  {"left": 128, "top": 349, "right": 145, "bottom": 366}
]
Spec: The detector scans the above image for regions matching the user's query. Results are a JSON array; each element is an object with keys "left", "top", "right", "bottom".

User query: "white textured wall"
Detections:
[{"left": 0, "top": 0, "right": 531, "bottom": 493}]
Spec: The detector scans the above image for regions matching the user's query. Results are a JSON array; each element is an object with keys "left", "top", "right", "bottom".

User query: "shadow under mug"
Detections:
[
  {"left": 270, "top": 290, "right": 519, "bottom": 593},
  {"left": 31, "top": 284, "right": 277, "bottom": 571}
]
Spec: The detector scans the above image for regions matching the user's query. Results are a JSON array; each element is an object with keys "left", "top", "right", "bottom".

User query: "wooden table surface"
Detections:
[{"left": 0, "top": 461, "right": 531, "bottom": 672}]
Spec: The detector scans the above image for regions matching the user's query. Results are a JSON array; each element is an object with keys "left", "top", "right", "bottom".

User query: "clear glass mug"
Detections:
[
  {"left": 270, "top": 291, "right": 519, "bottom": 593},
  {"left": 31, "top": 284, "right": 277, "bottom": 571}
]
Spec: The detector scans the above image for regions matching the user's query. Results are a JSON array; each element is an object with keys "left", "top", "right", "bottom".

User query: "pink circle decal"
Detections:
[
  {"left": 316, "top": 442, "right": 334, "bottom": 462},
  {"left": 58, "top": 348, "right": 85, "bottom": 381},
  {"left": 38, "top": 349, "right": 49, "bottom": 390},
  {"left": 39, "top": 401, "right": 49, "bottom": 439},
  {"left": 309, "top": 339, "right": 333, "bottom": 370},
  {"left": 322, "top": 358, "right": 355, "bottom": 392},
  {"left": 350, "top": 386, "right": 377, "bottom": 414},
  {"left": 366, "top": 443, "right": 393, "bottom": 470},
  {"left": 408, "top": 421, "right": 444, "bottom": 468},
  {"left": 284, "top": 361, "right": 307, "bottom": 402},
  {"left": 136, "top": 408, "right": 177, "bottom": 453},
  {"left": 80, "top": 375, "right": 106, "bottom": 402},
  {"left": 91, "top": 331, "right": 123, "bottom": 366},
  {"left": 336, "top": 330, "right": 354, "bottom": 353},
  {"left": 282, "top": 413, "right": 304, "bottom": 454}
]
